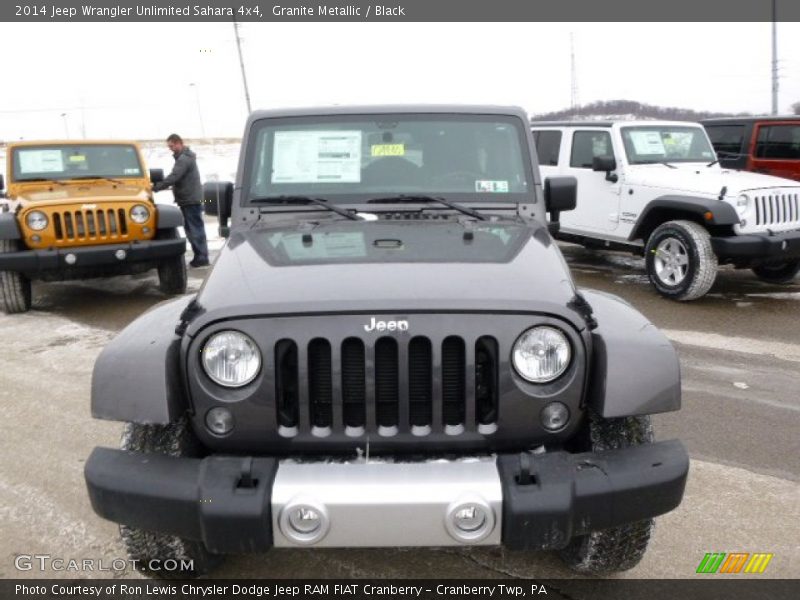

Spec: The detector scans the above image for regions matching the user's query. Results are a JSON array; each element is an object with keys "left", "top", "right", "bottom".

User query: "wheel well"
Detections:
[{"left": 633, "top": 209, "right": 733, "bottom": 243}]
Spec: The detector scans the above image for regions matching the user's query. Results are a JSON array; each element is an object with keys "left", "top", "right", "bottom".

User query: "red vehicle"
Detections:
[{"left": 702, "top": 116, "right": 800, "bottom": 182}]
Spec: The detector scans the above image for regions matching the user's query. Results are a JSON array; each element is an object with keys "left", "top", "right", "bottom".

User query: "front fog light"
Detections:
[
  {"left": 512, "top": 326, "right": 571, "bottom": 383},
  {"left": 26, "top": 210, "right": 49, "bottom": 231},
  {"left": 205, "top": 407, "right": 234, "bottom": 435},
  {"left": 453, "top": 505, "right": 487, "bottom": 533},
  {"left": 288, "top": 507, "right": 322, "bottom": 534},
  {"left": 130, "top": 204, "right": 150, "bottom": 223},
  {"left": 736, "top": 194, "right": 749, "bottom": 216},
  {"left": 541, "top": 402, "right": 570, "bottom": 432},
  {"left": 445, "top": 496, "right": 495, "bottom": 543},
  {"left": 280, "top": 501, "right": 330, "bottom": 544},
  {"left": 202, "top": 330, "right": 261, "bottom": 387}
]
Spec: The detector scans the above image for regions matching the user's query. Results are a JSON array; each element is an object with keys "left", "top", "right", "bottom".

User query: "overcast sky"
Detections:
[{"left": 1, "top": 21, "right": 799, "bottom": 141}]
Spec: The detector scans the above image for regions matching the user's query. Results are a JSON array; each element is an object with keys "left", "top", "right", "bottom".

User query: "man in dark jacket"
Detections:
[{"left": 153, "top": 133, "right": 210, "bottom": 267}]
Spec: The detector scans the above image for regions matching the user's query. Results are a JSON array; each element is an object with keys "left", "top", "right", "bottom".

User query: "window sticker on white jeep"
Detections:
[
  {"left": 371, "top": 143, "right": 405, "bottom": 157},
  {"left": 475, "top": 180, "right": 509, "bottom": 193},
  {"left": 18, "top": 149, "right": 64, "bottom": 174},
  {"left": 272, "top": 131, "right": 362, "bottom": 184},
  {"left": 628, "top": 131, "right": 666, "bottom": 156}
]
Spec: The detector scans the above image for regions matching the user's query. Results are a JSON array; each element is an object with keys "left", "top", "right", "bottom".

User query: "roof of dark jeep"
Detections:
[
  {"left": 701, "top": 115, "right": 800, "bottom": 124},
  {"left": 247, "top": 105, "right": 529, "bottom": 121}
]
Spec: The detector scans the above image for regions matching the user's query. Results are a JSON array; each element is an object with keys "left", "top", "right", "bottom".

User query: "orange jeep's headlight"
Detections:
[
  {"left": 130, "top": 204, "right": 151, "bottom": 224},
  {"left": 26, "top": 210, "right": 49, "bottom": 231}
]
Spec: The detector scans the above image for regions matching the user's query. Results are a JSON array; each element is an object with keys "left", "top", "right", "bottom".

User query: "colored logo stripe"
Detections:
[
  {"left": 696, "top": 552, "right": 773, "bottom": 574},
  {"left": 744, "top": 553, "right": 774, "bottom": 573}
]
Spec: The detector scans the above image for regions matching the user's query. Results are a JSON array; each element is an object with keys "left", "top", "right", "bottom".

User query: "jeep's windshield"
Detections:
[
  {"left": 11, "top": 144, "right": 144, "bottom": 182},
  {"left": 244, "top": 114, "right": 533, "bottom": 204},
  {"left": 621, "top": 126, "right": 716, "bottom": 165}
]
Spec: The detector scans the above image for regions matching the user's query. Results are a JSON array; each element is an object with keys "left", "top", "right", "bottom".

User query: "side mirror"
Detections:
[
  {"left": 592, "top": 156, "right": 618, "bottom": 183},
  {"left": 149, "top": 169, "right": 164, "bottom": 185},
  {"left": 203, "top": 181, "right": 234, "bottom": 237},
  {"left": 544, "top": 176, "right": 577, "bottom": 213}
]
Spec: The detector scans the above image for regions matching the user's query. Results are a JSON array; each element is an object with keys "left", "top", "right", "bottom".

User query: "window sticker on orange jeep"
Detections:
[
  {"left": 475, "top": 180, "right": 509, "bottom": 193},
  {"left": 123, "top": 167, "right": 141, "bottom": 175},
  {"left": 272, "top": 130, "right": 362, "bottom": 184},
  {"left": 371, "top": 143, "right": 405, "bottom": 157},
  {"left": 18, "top": 149, "right": 64, "bottom": 173},
  {"left": 628, "top": 131, "right": 666, "bottom": 156}
]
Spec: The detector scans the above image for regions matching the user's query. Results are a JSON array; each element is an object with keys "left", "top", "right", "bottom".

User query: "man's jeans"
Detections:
[{"left": 180, "top": 204, "right": 209, "bottom": 262}]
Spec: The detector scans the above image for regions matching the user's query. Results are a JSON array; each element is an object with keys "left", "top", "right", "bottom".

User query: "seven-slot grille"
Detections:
[
  {"left": 275, "top": 335, "right": 499, "bottom": 437},
  {"left": 50, "top": 208, "right": 129, "bottom": 241},
  {"left": 753, "top": 192, "right": 800, "bottom": 227}
]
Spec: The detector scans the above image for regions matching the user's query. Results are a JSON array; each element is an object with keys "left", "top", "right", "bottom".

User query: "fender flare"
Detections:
[
  {"left": 0, "top": 212, "right": 21, "bottom": 240},
  {"left": 91, "top": 296, "right": 193, "bottom": 424},
  {"left": 628, "top": 195, "right": 739, "bottom": 242},
  {"left": 582, "top": 289, "right": 681, "bottom": 418},
  {"left": 155, "top": 204, "right": 184, "bottom": 230}
]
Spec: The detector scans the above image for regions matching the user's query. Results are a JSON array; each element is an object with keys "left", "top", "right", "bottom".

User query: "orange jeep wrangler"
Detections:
[{"left": 0, "top": 140, "right": 187, "bottom": 313}]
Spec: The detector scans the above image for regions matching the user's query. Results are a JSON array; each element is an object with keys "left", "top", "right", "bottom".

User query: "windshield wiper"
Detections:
[
  {"left": 71, "top": 175, "right": 125, "bottom": 184},
  {"left": 367, "top": 194, "right": 487, "bottom": 221},
  {"left": 16, "top": 178, "right": 66, "bottom": 186},
  {"left": 250, "top": 195, "right": 362, "bottom": 221}
]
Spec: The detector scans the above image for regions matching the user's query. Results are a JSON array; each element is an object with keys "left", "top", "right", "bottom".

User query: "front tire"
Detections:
[
  {"left": 645, "top": 220, "right": 717, "bottom": 301},
  {"left": 0, "top": 239, "right": 32, "bottom": 314},
  {"left": 156, "top": 229, "right": 187, "bottom": 295},
  {"left": 559, "top": 413, "right": 655, "bottom": 575},
  {"left": 752, "top": 259, "right": 800, "bottom": 284},
  {"left": 119, "top": 419, "right": 221, "bottom": 578}
]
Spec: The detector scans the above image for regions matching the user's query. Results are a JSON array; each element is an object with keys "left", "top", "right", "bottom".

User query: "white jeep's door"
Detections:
[{"left": 559, "top": 129, "right": 622, "bottom": 233}]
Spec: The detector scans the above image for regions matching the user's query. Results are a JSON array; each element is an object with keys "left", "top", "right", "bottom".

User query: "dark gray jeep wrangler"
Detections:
[{"left": 84, "top": 106, "right": 689, "bottom": 576}]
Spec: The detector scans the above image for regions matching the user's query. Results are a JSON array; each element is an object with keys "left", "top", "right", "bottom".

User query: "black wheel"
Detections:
[
  {"left": 752, "top": 259, "right": 800, "bottom": 284},
  {"left": 0, "top": 239, "right": 32, "bottom": 314},
  {"left": 644, "top": 220, "right": 717, "bottom": 301},
  {"left": 156, "top": 229, "right": 187, "bottom": 295},
  {"left": 559, "top": 413, "right": 655, "bottom": 575},
  {"left": 119, "top": 419, "right": 222, "bottom": 578}
]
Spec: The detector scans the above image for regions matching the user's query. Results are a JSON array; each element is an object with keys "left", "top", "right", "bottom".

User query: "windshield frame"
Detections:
[
  {"left": 620, "top": 125, "right": 717, "bottom": 165},
  {"left": 10, "top": 143, "right": 145, "bottom": 183},
  {"left": 240, "top": 112, "right": 537, "bottom": 207}
]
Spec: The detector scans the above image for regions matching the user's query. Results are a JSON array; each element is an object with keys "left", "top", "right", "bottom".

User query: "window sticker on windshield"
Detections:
[
  {"left": 19, "top": 149, "right": 64, "bottom": 174},
  {"left": 123, "top": 167, "right": 141, "bottom": 175},
  {"left": 629, "top": 131, "right": 666, "bottom": 155},
  {"left": 475, "top": 180, "right": 509, "bottom": 193},
  {"left": 68, "top": 154, "right": 86, "bottom": 163},
  {"left": 272, "top": 131, "right": 362, "bottom": 184},
  {"left": 371, "top": 143, "right": 405, "bottom": 157}
]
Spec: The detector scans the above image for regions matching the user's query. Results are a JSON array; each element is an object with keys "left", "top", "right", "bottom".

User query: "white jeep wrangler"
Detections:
[{"left": 531, "top": 120, "right": 800, "bottom": 300}]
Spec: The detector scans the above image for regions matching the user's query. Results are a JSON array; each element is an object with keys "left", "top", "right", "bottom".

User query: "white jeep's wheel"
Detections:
[
  {"left": 559, "top": 413, "right": 655, "bottom": 575},
  {"left": 0, "top": 239, "right": 32, "bottom": 314},
  {"left": 751, "top": 259, "right": 800, "bottom": 284},
  {"left": 119, "top": 419, "right": 221, "bottom": 578},
  {"left": 645, "top": 220, "right": 717, "bottom": 301}
]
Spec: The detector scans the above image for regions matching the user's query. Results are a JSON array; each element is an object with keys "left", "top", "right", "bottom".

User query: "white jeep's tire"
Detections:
[
  {"left": 644, "top": 220, "right": 717, "bottom": 301},
  {"left": 0, "top": 239, "right": 32, "bottom": 314}
]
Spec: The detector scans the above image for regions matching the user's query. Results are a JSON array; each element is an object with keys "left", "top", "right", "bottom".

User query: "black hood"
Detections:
[{"left": 188, "top": 220, "right": 582, "bottom": 334}]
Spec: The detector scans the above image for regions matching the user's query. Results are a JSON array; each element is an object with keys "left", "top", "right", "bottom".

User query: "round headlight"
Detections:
[
  {"left": 202, "top": 330, "right": 261, "bottom": 387},
  {"left": 736, "top": 194, "right": 749, "bottom": 216},
  {"left": 512, "top": 326, "right": 571, "bottom": 383},
  {"left": 26, "top": 210, "right": 49, "bottom": 231},
  {"left": 130, "top": 204, "right": 151, "bottom": 224}
]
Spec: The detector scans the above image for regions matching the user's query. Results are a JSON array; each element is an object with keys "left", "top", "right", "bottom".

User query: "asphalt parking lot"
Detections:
[{"left": 1, "top": 237, "right": 798, "bottom": 581}]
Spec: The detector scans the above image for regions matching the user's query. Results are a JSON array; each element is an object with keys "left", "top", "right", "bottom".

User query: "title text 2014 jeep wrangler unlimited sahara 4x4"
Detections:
[
  {"left": 84, "top": 107, "right": 688, "bottom": 576},
  {"left": 0, "top": 140, "right": 187, "bottom": 313},
  {"left": 532, "top": 121, "right": 800, "bottom": 300}
]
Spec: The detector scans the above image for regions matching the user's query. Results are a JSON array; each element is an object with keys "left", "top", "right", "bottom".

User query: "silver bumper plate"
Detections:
[{"left": 271, "top": 458, "right": 502, "bottom": 547}]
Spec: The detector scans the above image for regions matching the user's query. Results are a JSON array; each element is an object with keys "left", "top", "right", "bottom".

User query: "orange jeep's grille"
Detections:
[{"left": 52, "top": 208, "right": 129, "bottom": 242}]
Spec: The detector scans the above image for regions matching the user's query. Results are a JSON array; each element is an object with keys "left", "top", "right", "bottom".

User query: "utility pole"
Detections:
[
  {"left": 60, "top": 113, "right": 70, "bottom": 139},
  {"left": 771, "top": 0, "right": 779, "bottom": 115},
  {"left": 233, "top": 19, "right": 252, "bottom": 115},
  {"left": 570, "top": 33, "right": 579, "bottom": 111},
  {"left": 189, "top": 83, "right": 206, "bottom": 138}
]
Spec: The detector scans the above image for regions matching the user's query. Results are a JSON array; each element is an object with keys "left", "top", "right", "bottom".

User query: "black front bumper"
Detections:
[
  {"left": 85, "top": 440, "right": 689, "bottom": 554},
  {"left": 711, "top": 229, "right": 800, "bottom": 260},
  {"left": 0, "top": 238, "right": 186, "bottom": 274}
]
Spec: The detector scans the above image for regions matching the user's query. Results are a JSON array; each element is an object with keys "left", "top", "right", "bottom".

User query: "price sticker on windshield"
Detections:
[
  {"left": 371, "top": 144, "right": 405, "bottom": 157},
  {"left": 476, "top": 180, "right": 509, "bottom": 193}
]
